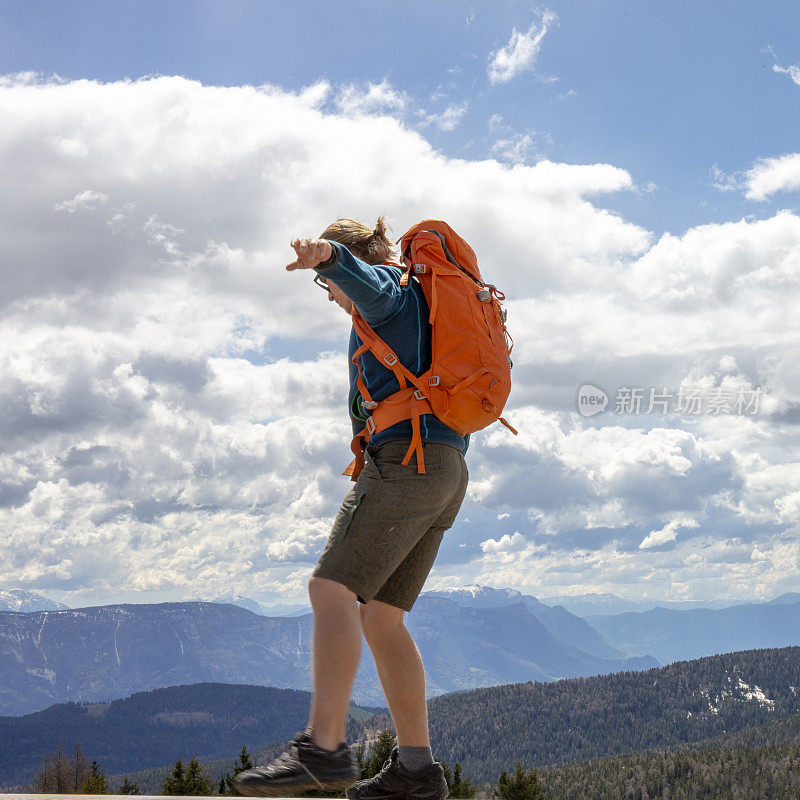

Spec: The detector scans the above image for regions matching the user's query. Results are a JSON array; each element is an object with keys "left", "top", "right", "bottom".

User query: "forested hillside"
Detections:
[
  {"left": 539, "top": 740, "right": 800, "bottom": 799},
  {"left": 0, "top": 682, "right": 385, "bottom": 790},
  {"left": 92, "top": 708, "right": 800, "bottom": 798},
  {"left": 3, "top": 646, "right": 798, "bottom": 792},
  {"left": 424, "top": 646, "right": 800, "bottom": 784},
  {"left": 537, "top": 710, "right": 800, "bottom": 799}
]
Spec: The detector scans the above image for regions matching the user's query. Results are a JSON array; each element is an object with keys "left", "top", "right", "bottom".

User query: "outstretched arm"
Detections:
[
  {"left": 285, "top": 238, "right": 332, "bottom": 271},
  {"left": 286, "top": 237, "right": 404, "bottom": 326}
]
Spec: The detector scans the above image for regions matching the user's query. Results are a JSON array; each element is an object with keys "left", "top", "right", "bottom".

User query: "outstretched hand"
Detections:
[{"left": 286, "top": 238, "right": 332, "bottom": 271}]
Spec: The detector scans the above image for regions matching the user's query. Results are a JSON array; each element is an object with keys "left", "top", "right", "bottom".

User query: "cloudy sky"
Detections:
[{"left": 1, "top": 0, "right": 799, "bottom": 610}]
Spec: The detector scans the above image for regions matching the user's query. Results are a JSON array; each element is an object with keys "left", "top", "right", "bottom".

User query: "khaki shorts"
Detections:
[{"left": 311, "top": 439, "right": 469, "bottom": 612}]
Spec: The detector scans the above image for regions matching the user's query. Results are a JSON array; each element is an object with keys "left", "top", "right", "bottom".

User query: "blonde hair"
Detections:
[{"left": 319, "top": 216, "right": 397, "bottom": 265}]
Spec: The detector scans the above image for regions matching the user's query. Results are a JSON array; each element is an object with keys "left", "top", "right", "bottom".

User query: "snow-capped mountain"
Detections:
[
  {"left": 0, "top": 589, "right": 69, "bottom": 612},
  {"left": 424, "top": 584, "right": 526, "bottom": 607}
]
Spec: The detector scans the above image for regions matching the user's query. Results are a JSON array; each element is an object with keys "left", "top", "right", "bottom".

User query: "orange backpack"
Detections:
[{"left": 345, "top": 219, "right": 517, "bottom": 480}]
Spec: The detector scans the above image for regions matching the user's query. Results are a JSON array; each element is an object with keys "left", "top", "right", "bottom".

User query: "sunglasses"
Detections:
[{"left": 313, "top": 274, "right": 332, "bottom": 293}]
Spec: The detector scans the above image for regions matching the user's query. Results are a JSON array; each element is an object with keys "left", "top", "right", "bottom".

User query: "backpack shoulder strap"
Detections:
[{"left": 344, "top": 309, "right": 433, "bottom": 479}]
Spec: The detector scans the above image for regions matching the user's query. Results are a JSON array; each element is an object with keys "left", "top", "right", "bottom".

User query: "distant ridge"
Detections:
[
  {"left": 0, "top": 598, "right": 655, "bottom": 715},
  {"left": 539, "top": 591, "right": 748, "bottom": 617},
  {"left": 586, "top": 600, "right": 800, "bottom": 663}
]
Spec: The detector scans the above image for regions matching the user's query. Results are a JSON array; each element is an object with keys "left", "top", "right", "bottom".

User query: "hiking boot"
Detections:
[
  {"left": 345, "top": 746, "right": 449, "bottom": 800},
  {"left": 234, "top": 729, "right": 360, "bottom": 797}
]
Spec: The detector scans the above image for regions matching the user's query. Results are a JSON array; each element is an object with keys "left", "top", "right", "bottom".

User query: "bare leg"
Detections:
[
  {"left": 360, "top": 600, "right": 430, "bottom": 747},
  {"left": 307, "top": 576, "right": 363, "bottom": 751}
]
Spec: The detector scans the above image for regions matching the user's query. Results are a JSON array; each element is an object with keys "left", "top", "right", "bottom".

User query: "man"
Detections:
[{"left": 235, "top": 218, "right": 469, "bottom": 800}]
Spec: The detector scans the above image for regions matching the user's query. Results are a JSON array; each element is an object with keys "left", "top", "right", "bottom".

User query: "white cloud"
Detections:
[
  {"left": 711, "top": 164, "right": 741, "bottom": 194},
  {"left": 488, "top": 10, "right": 557, "bottom": 85},
  {"left": 480, "top": 531, "right": 526, "bottom": 554},
  {"left": 55, "top": 189, "right": 108, "bottom": 213},
  {"left": 713, "top": 153, "right": 800, "bottom": 201},
  {"left": 419, "top": 101, "right": 469, "bottom": 132},
  {"left": 334, "top": 77, "right": 409, "bottom": 116},
  {"left": 640, "top": 517, "right": 699, "bottom": 550},
  {"left": 331, "top": 77, "right": 469, "bottom": 133},
  {"left": 1, "top": 74, "right": 799, "bottom": 607},
  {"left": 626, "top": 211, "right": 800, "bottom": 309},
  {"left": 491, "top": 133, "right": 544, "bottom": 165},
  {"left": 487, "top": 114, "right": 506, "bottom": 133},
  {"left": 773, "top": 62, "right": 800, "bottom": 87},
  {"left": 744, "top": 153, "right": 800, "bottom": 201}
]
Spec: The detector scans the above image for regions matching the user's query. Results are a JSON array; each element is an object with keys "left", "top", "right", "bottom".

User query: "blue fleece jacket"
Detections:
[{"left": 314, "top": 241, "right": 469, "bottom": 454}]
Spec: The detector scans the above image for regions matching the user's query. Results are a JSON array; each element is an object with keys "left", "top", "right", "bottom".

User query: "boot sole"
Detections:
[
  {"left": 235, "top": 775, "right": 357, "bottom": 797},
  {"left": 345, "top": 791, "right": 448, "bottom": 800},
  {"left": 345, "top": 774, "right": 449, "bottom": 800}
]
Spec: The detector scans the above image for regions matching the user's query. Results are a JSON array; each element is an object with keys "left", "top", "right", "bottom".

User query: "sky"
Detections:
[{"left": 0, "top": 0, "right": 799, "bottom": 610}]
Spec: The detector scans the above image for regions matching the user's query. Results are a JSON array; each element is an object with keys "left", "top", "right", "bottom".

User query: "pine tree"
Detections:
[
  {"left": 492, "top": 762, "right": 551, "bottom": 800},
  {"left": 441, "top": 760, "right": 453, "bottom": 787},
  {"left": 352, "top": 743, "right": 368, "bottom": 779},
  {"left": 441, "top": 759, "right": 478, "bottom": 798},
  {"left": 162, "top": 757, "right": 187, "bottom": 795},
  {"left": 184, "top": 757, "right": 214, "bottom": 796},
  {"left": 219, "top": 744, "right": 256, "bottom": 794},
  {"left": 452, "top": 763, "right": 464, "bottom": 797},
  {"left": 451, "top": 762, "right": 478, "bottom": 798},
  {"left": 82, "top": 759, "right": 110, "bottom": 794},
  {"left": 365, "top": 729, "right": 397, "bottom": 778},
  {"left": 119, "top": 776, "right": 141, "bottom": 794},
  {"left": 235, "top": 745, "right": 254, "bottom": 774}
]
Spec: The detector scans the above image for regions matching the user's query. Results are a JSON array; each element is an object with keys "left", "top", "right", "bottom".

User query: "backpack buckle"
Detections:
[
  {"left": 414, "top": 263, "right": 427, "bottom": 273},
  {"left": 429, "top": 376, "right": 440, "bottom": 386},
  {"left": 362, "top": 399, "right": 378, "bottom": 410},
  {"left": 383, "top": 354, "right": 398, "bottom": 366},
  {"left": 366, "top": 417, "right": 376, "bottom": 434},
  {"left": 413, "top": 389, "right": 425, "bottom": 401}
]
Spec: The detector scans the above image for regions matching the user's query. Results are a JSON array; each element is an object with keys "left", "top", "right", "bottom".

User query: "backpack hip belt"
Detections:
[{"left": 343, "top": 386, "right": 434, "bottom": 479}]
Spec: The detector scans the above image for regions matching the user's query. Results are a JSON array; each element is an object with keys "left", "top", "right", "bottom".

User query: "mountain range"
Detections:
[
  {"left": 424, "top": 585, "right": 800, "bottom": 663},
  {"left": 0, "top": 597, "right": 654, "bottom": 716},
  {"left": 15, "top": 585, "right": 799, "bottom": 618},
  {"left": 3, "top": 582, "right": 800, "bottom": 715}
]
